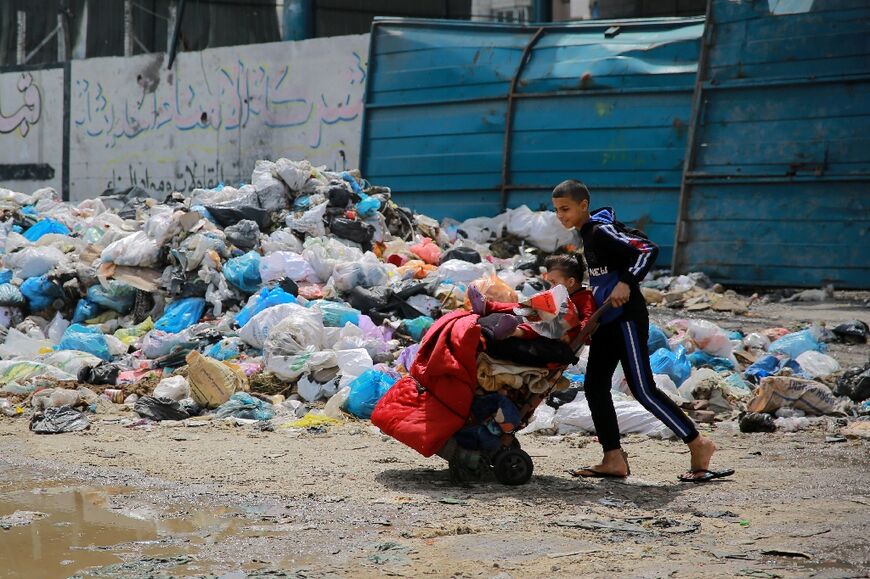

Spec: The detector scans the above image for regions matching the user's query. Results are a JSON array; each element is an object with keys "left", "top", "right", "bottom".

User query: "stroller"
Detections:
[{"left": 372, "top": 302, "right": 608, "bottom": 486}]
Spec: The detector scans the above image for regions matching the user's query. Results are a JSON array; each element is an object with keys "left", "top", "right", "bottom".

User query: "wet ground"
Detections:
[{"left": 1, "top": 298, "right": 868, "bottom": 578}]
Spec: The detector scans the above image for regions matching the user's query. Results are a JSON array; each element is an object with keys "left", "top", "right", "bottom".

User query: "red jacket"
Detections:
[
  {"left": 488, "top": 288, "right": 595, "bottom": 342},
  {"left": 371, "top": 310, "right": 480, "bottom": 457}
]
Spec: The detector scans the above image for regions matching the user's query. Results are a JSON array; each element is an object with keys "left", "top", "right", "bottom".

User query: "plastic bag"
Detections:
[
  {"left": 687, "top": 350, "right": 734, "bottom": 372},
  {"left": 4, "top": 246, "right": 65, "bottom": 279},
  {"left": 266, "top": 349, "right": 337, "bottom": 382},
  {"left": 442, "top": 246, "right": 482, "bottom": 264},
  {"left": 259, "top": 251, "right": 318, "bottom": 284},
  {"left": 224, "top": 220, "right": 261, "bottom": 251},
  {"left": 437, "top": 259, "right": 494, "bottom": 285},
  {"left": 331, "top": 253, "right": 389, "bottom": 292},
  {"left": 30, "top": 407, "right": 90, "bottom": 434},
  {"left": 153, "top": 375, "right": 191, "bottom": 401},
  {"left": 215, "top": 392, "right": 275, "bottom": 421},
  {"left": 303, "top": 237, "right": 364, "bottom": 282},
  {"left": 287, "top": 202, "right": 327, "bottom": 238},
  {"left": 649, "top": 345, "right": 692, "bottom": 387},
  {"left": 185, "top": 350, "right": 248, "bottom": 409},
  {"left": 235, "top": 286, "right": 298, "bottom": 328},
  {"left": 355, "top": 194, "right": 381, "bottom": 217},
  {"left": 324, "top": 385, "right": 351, "bottom": 418},
  {"left": 743, "top": 332, "right": 771, "bottom": 350},
  {"left": 87, "top": 281, "right": 136, "bottom": 314},
  {"left": 21, "top": 275, "right": 62, "bottom": 310},
  {"left": 275, "top": 158, "right": 313, "bottom": 191},
  {"left": 261, "top": 229, "right": 304, "bottom": 254},
  {"left": 223, "top": 251, "right": 262, "bottom": 293},
  {"left": 0, "top": 328, "right": 52, "bottom": 360},
  {"left": 47, "top": 312, "right": 70, "bottom": 343},
  {"left": 134, "top": 396, "right": 190, "bottom": 421},
  {"left": 0, "top": 283, "right": 25, "bottom": 307},
  {"left": 769, "top": 328, "right": 825, "bottom": 358},
  {"left": 251, "top": 160, "right": 289, "bottom": 211},
  {"left": 113, "top": 317, "right": 154, "bottom": 346},
  {"left": 204, "top": 337, "right": 242, "bottom": 360},
  {"left": 330, "top": 217, "right": 374, "bottom": 246},
  {"left": 56, "top": 324, "right": 111, "bottom": 361},
  {"left": 505, "top": 205, "right": 574, "bottom": 252},
  {"left": 24, "top": 219, "right": 70, "bottom": 242},
  {"left": 687, "top": 320, "right": 735, "bottom": 360},
  {"left": 410, "top": 238, "right": 441, "bottom": 265},
  {"left": 154, "top": 297, "right": 206, "bottom": 334},
  {"left": 795, "top": 351, "right": 840, "bottom": 378},
  {"left": 344, "top": 369, "right": 397, "bottom": 419},
  {"left": 37, "top": 350, "right": 102, "bottom": 375},
  {"left": 101, "top": 231, "right": 160, "bottom": 267},
  {"left": 263, "top": 305, "right": 325, "bottom": 355},
  {"left": 304, "top": 300, "right": 357, "bottom": 328},
  {"left": 648, "top": 324, "right": 669, "bottom": 354},
  {"left": 240, "top": 303, "right": 309, "bottom": 349},
  {"left": 403, "top": 316, "right": 434, "bottom": 342},
  {"left": 468, "top": 274, "right": 517, "bottom": 305}
]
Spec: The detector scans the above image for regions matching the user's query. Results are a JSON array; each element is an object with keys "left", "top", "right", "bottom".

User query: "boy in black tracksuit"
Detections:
[{"left": 552, "top": 180, "right": 732, "bottom": 483}]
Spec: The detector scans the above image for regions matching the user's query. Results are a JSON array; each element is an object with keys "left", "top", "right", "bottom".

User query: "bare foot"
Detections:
[
  {"left": 685, "top": 435, "right": 717, "bottom": 479},
  {"left": 571, "top": 448, "right": 629, "bottom": 478}
]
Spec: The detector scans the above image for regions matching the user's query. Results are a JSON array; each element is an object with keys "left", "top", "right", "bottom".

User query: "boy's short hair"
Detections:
[
  {"left": 544, "top": 254, "right": 585, "bottom": 281},
  {"left": 552, "top": 179, "right": 590, "bottom": 203}
]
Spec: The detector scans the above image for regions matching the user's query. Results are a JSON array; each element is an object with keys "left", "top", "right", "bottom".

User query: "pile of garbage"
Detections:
[
  {"left": 0, "top": 158, "right": 866, "bottom": 443},
  {"left": 523, "top": 317, "right": 869, "bottom": 438}
]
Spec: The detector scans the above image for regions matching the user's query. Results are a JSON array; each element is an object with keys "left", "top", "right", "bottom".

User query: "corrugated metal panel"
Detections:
[
  {"left": 361, "top": 17, "right": 703, "bottom": 263},
  {"left": 673, "top": 0, "right": 870, "bottom": 288}
]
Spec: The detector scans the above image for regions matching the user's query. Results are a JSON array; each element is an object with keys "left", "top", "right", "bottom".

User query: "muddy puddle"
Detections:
[{"left": 0, "top": 474, "right": 246, "bottom": 578}]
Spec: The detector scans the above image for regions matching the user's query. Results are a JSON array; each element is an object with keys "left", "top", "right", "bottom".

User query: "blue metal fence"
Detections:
[
  {"left": 672, "top": 0, "right": 870, "bottom": 288},
  {"left": 360, "top": 17, "right": 704, "bottom": 264}
]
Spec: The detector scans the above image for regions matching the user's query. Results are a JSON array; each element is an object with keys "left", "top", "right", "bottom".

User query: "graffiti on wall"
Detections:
[
  {"left": 69, "top": 35, "right": 369, "bottom": 200},
  {"left": 0, "top": 72, "right": 42, "bottom": 137}
]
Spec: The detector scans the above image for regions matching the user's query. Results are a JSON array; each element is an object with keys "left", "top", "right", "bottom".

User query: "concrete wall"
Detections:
[
  {"left": 69, "top": 34, "right": 368, "bottom": 201},
  {"left": 0, "top": 67, "right": 65, "bottom": 193}
]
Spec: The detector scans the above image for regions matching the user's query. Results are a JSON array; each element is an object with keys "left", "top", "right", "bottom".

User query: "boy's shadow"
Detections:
[{"left": 374, "top": 465, "right": 695, "bottom": 511}]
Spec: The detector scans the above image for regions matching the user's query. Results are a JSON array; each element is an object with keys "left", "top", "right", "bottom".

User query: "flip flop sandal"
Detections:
[
  {"left": 568, "top": 467, "right": 627, "bottom": 479},
  {"left": 678, "top": 468, "right": 735, "bottom": 483}
]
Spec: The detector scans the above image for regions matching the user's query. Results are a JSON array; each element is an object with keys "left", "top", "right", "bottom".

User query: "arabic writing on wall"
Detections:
[{"left": 0, "top": 72, "right": 42, "bottom": 137}]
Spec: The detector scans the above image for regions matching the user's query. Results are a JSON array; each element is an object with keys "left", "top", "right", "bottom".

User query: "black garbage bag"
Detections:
[
  {"left": 834, "top": 365, "right": 870, "bottom": 402},
  {"left": 441, "top": 246, "right": 482, "bottom": 264},
  {"left": 484, "top": 335, "right": 578, "bottom": 367},
  {"left": 832, "top": 320, "right": 869, "bottom": 344},
  {"left": 347, "top": 286, "right": 392, "bottom": 313},
  {"left": 330, "top": 218, "right": 374, "bottom": 246},
  {"left": 78, "top": 362, "right": 120, "bottom": 386},
  {"left": 132, "top": 290, "right": 155, "bottom": 324},
  {"left": 391, "top": 279, "right": 430, "bottom": 301},
  {"left": 205, "top": 205, "right": 272, "bottom": 230},
  {"left": 739, "top": 412, "right": 776, "bottom": 433},
  {"left": 278, "top": 277, "right": 299, "bottom": 297},
  {"left": 326, "top": 182, "right": 353, "bottom": 208},
  {"left": 224, "top": 219, "right": 261, "bottom": 251},
  {"left": 547, "top": 385, "right": 582, "bottom": 409},
  {"left": 134, "top": 396, "right": 190, "bottom": 421},
  {"left": 30, "top": 406, "right": 90, "bottom": 434},
  {"left": 515, "top": 254, "right": 541, "bottom": 273}
]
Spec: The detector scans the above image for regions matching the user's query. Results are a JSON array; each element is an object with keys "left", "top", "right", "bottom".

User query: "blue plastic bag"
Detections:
[
  {"left": 649, "top": 345, "right": 692, "bottom": 387},
  {"left": 23, "top": 219, "right": 70, "bottom": 241},
  {"left": 648, "top": 324, "right": 669, "bottom": 354},
  {"left": 687, "top": 350, "right": 734, "bottom": 371},
  {"left": 404, "top": 316, "right": 434, "bottom": 342},
  {"left": 223, "top": 251, "right": 262, "bottom": 293},
  {"left": 56, "top": 324, "right": 111, "bottom": 361},
  {"left": 205, "top": 338, "right": 242, "bottom": 360},
  {"left": 214, "top": 392, "right": 274, "bottom": 421},
  {"left": 235, "top": 287, "right": 297, "bottom": 328},
  {"left": 340, "top": 171, "right": 364, "bottom": 195},
  {"left": 355, "top": 194, "right": 381, "bottom": 217},
  {"left": 0, "top": 269, "right": 13, "bottom": 284},
  {"left": 309, "top": 300, "right": 360, "bottom": 327},
  {"left": 769, "top": 329, "right": 825, "bottom": 358},
  {"left": 87, "top": 281, "right": 136, "bottom": 313},
  {"left": 73, "top": 298, "right": 103, "bottom": 323},
  {"left": 744, "top": 354, "right": 807, "bottom": 383},
  {"left": 21, "top": 275, "right": 62, "bottom": 311},
  {"left": 344, "top": 369, "right": 397, "bottom": 419},
  {"left": 154, "top": 297, "right": 206, "bottom": 333}
]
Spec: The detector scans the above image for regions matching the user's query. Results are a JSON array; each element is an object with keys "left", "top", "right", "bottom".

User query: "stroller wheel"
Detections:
[{"left": 492, "top": 448, "right": 533, "bottom": 486}]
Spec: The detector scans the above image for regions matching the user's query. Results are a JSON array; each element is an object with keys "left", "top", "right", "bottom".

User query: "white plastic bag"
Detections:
[
  {"left": 505, "top": 205, "right": 574, "bottom": 252},
  {"left": 0, "top": 328, "right": 52, "bottom": 360},
  {"left": 331, "top": 253, "right": 389, "bottom": 292},
  {"left": 795, "top": 351, "right": 840, "bottom": 378},
  {"left": 4, "top": 246, "right": 65, "bottom": 278},
  {"left": 275, "top": 158, "right": 313, "bottom": 191},
  {"left": 436, "top": 259, "right": 494, "bottom": 284},
  {"left": 518, "top": 403, "right": 556, "bottom": 435},
  {"left": 251, "top": 160, "right": 289, "bottom": 212},
  {"left": 263, "top": 305, "right": 325, "bottom": 355},
  {"left": 336, "top": 348, "right": 373, "bottom": 389},
  {"left": 101, "top": 231, "right": 160, "bottom": 267},
  {"left": 302, "top": 237, "right": 363, "bottom": 282},
  {"left": 265, "top": 349, "right": 336, "bottom": 381},
  {"left": 555, "top": 391, "right": 674, "bottom": 439},
  {"left": 261, "top": 229, "right": 304, "bottom": 254},
  {"left": 240, "top": 303, "right": 309, "bottom": 349},
  {"left": 143, "top": 208, "right": 183, "bottom": 244},
  {"left": 36, "top": 350, "right": 102, "bottom": 375},
  {"left": 324, "top": 385, "right": 351, "bottom": 418},
  {"left": 286, "top": 202, "right": 327, "bottom": 238},
  {"left": 153, "top": 375, "right": 191, "bottom": 401},
  {"left": 743, "top": 332, "right": 771, "bottom": 350},
  {"left": 47, "top": 312, "right": 70, "bottom": 344},
  {"left": 687, "top": 320, "right": 735, "bottom": 361},
  {"left": 259, "top": 251, "right": 318, "bottom": 284}
]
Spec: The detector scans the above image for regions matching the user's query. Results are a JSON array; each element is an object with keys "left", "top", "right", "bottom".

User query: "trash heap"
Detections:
[{"left": 0, "top": 159, "right": 866, "bottom": 442}]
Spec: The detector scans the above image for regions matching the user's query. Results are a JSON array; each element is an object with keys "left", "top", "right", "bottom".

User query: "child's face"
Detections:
[
  {"left": 552, "top": 196, "right": 589, "bottom": 229},
  {"left": 545, "top": 269, "right": 579, "bottom": 292}
]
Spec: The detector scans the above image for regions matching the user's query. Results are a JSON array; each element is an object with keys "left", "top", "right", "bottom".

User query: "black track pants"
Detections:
[{"left": 583, "top": 318, "right": 699, "bottom": 451}]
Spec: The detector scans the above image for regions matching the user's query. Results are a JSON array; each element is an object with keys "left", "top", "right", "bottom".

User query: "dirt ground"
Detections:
[{"left": 1, "top": 296, "right": 868, "bottom": 579}]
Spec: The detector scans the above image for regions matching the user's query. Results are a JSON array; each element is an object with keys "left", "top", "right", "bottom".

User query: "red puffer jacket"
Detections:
[{"left": 371, "top": 310, "right": 480, "bottom": 457}]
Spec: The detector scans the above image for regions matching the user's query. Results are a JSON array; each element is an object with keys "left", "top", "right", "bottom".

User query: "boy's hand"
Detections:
[{"left": 610, "top": 281, "right": 631, "bottom": 307}]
